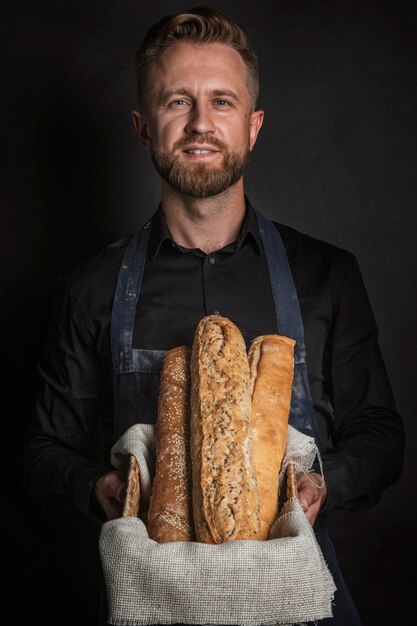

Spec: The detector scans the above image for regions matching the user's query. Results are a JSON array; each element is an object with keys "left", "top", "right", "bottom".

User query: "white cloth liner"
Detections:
[{"left": 100, "top": 425, "right": 336, "bottom": 626}]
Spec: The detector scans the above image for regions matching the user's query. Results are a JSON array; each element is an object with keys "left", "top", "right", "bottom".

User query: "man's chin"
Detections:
[
  {"left": 152, "top": 148, "right": 248, "bottom": 198},
  {"left": 166, "top": 171, "right": 230, "bottom": 197},
  {"left": 177, "top": 158, "right": 223, "bottom": 173}
]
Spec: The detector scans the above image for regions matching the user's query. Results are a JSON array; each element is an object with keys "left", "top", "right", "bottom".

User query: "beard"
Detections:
[{"left": 150, "top": 135, "right": 250, "bottom": 198}]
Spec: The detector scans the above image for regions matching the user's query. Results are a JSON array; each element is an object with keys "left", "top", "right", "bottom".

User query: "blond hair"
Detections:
[{"left": 135, "top": 6, "right": 259, "bottom": 109}]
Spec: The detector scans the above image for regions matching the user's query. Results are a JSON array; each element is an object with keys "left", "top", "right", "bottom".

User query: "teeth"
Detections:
[{"left": 187, "top": 149, "right": 212, "bottom": 154}]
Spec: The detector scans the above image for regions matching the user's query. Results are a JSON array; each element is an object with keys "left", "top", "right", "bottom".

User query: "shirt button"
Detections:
[
  {"left": 208, "top": 257, "right": 216, "bottom": 265},
  {"left": 213, "top": 310, "right": 220, "bottom": 315}
]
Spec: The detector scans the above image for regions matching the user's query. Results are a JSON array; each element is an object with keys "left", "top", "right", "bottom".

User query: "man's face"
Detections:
[{"left": 133, "top": 41, "right": 264, "bottom": 198}]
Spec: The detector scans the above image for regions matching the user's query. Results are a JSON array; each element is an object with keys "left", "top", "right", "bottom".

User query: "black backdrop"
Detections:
[{"left": 4, "top": 0, "right": 417, "bottom": 624}]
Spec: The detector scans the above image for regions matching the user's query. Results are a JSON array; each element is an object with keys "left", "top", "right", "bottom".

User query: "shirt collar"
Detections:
[
  {"left": 149, "top": 204, "right": 174, "bottom": 260},
  {"left": 149, "top": 198, "right": 262, "bottom": 260}
]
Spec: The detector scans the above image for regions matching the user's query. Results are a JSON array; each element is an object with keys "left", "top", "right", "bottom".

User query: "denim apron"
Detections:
[{"left": 106, "top": 211, "right": 362, "bottom": 626}]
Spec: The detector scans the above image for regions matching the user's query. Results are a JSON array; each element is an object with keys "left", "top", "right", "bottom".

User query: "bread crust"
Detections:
[
  {"left": 147, "top": 345, "right": 195, "bottom": 542},
  {"left": 123, "top": 455, "right": 140, "bottom": 518},
  {"left": 248, "top": 334, "right": 296, "bottom": 539},
  {"left": 190, "top": 315, "right": 260, "bottom": 544}
]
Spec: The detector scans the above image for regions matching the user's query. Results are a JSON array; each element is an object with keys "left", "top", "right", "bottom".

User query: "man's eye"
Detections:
[
  {"left": 169, "top": 99, "right": 188, "bottom": 108},
  {"left": 214, "top": 99, "right": 230, "bottom": 107}
]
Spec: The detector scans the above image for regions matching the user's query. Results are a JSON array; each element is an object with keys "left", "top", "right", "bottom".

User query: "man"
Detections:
[{"left": 23, "top": 7, "right": 404, "bottom": 626}]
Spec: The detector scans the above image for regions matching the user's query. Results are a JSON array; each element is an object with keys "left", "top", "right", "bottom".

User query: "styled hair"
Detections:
[{"left": 135, "top": 6, "right": 259, "bottom": 109}]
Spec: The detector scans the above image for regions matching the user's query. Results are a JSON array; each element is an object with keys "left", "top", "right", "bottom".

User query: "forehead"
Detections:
[{"left": 148, "top": 41, "right": 250, "bottom": 99}]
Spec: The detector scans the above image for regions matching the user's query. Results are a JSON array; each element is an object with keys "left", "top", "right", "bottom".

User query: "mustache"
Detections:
[{"left": 173, "top": 135, "right": 226, "bottom": 151}]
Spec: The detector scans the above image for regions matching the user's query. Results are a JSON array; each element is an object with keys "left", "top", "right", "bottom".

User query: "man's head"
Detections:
[
  {"left": 132, "top": 7, "right": 264, "bottom": 199},
  {"left": 135, "top": 7, "right": 259, "bottom": 111}
]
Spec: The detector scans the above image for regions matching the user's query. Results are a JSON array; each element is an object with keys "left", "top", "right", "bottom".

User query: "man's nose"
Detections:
[{"left": 185, "top": 103, "right": 215, "bottom": 134}]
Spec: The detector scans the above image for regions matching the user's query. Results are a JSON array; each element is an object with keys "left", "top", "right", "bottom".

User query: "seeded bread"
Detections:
[
  {"left": 147, "top": 345, "right": 195, "bottom": 542},
  {"left": 248, "top": 334, "right": 296, "bottom": 539},
  {"left": 190, "top": 315, "right": 260, "bottom": 544}
]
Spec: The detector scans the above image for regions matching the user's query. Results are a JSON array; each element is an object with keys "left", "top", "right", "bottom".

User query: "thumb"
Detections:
[
  {"left": 298, "top": 490, "right": 310, "bottom": 513},
  {"left": 108, "top": 473, "right": 127, "bottom": 502},
  {"left": 115, "top": 481, "right": 127, "bottom": 503}
]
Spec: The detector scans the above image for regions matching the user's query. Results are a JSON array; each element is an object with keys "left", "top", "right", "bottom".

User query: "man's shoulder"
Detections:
[
  {"left": 60, "top": 234, "right": 133, "bottom": 304},
  {"left": 270, "top": 221, "right": 359, "bottom": 292},
  {"left": 273, "top": 221, "right": 354, "bottom": 264}
]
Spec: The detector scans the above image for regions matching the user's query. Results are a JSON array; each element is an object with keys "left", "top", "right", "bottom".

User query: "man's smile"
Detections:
[
  {"left": 184, "top": 149, "right": 216, "bottom": 154},
  {"left": 181, "top": 144, "right": 221, "bottom": 158}
]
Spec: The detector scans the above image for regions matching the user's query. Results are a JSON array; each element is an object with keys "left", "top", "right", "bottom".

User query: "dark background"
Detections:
[{"left": 3, "top": 0, "right": 417, "bottom": 624}]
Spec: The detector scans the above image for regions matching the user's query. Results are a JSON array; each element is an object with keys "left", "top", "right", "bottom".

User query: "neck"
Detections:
[{"left": 160, "top": 179, "right": 246, "bottom": 254}]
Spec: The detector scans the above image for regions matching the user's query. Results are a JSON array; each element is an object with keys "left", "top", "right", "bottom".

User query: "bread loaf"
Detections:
[
  {"left": 248, "top": 334, "right": 296, "bottom": 539},
  {"left": 190, "top": 315, "right": 260, "bottom": 544},
  {"left": 147, "top": 345, "right": 195, "bottom": 542},
  {"left": 122, "top": 455, "right": 140, "bottom": 518}
]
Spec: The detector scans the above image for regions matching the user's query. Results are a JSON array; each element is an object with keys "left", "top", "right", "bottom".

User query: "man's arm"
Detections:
[
  {"left": 22, "top": 277, "right": 114, "bottom": 519},
  {"left": 319, "top": 252, "right": 404, "bottom": 512}
]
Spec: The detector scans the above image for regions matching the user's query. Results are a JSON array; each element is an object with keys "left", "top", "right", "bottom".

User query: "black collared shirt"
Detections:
[
  {"left": 22, "top": 201, "right": 404, "bottom": 517},
  {"left": 135, "top": 204, "right": 277, "bottom": 350}
]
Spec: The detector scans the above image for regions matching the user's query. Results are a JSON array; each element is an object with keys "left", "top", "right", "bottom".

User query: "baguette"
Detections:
[
  {"left": 147, "top": 345, "right": 195, "bottom": 542},
  {"left": 248, "top": 334, "right": 296, "bottom": 539},
  {"left": 190, "top": 315, "right": 260, "bottom": 544},
  {"left": 122, "top": 455, "right": 140, "bottom": 517}
]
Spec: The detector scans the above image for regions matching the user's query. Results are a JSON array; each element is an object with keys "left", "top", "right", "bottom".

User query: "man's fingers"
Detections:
[
  {"left": 103, "top": 498, "right": 125, "bottom": 521},
  {"left": 298, "top": 482, "right": 317, "bottom": 505},
  {"left": 298, "top": 492, "right": 310, "bottom": 512},
  {"left": 94, "top": 470, "right": 127, "bottom": 520},
  {"left": 105, "top": 473, "right": 127, "bottom": 500},
  {"left": 296, "top": 472, "right": 327, "bottom": 526},
  {"left": 115, "top": 482, "right": 127, "bottom": 503}
]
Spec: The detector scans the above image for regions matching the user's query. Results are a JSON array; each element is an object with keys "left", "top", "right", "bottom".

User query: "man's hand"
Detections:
[
  {"left": 94, "top": 470, "right": 127, "bottom": 520},
  {"left": 296, "top": 472, "right": 327, "bottom": 526}
]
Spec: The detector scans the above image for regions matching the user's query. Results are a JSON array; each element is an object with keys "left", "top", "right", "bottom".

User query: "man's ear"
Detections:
[
  {"left": 132, "top": 110, "right": 152, "bottom": 149},
  {"left": 248, "top": 109, "right": 264, "bottom": 152}
]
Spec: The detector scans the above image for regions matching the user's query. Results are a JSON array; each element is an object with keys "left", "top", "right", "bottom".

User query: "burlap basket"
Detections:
[{"left": 99, "top": 425, "right": 336, "bottom": 626}]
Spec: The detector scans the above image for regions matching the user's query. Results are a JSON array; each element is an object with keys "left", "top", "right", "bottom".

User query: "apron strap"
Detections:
[
  {"left": 254, "top": 209, "right": 304, "bottom": 351},
  {"left": 254, "top": 207, "right": 323, "bottom": 450},
  {"left": 110, "top": 221, "right": 151, "bottom": 374}
]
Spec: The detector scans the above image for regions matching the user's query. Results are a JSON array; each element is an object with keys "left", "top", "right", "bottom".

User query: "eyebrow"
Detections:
[
  {"left": 211, "top": 89, "right": 241, "bottom": 102},
  {"left": 159, "top": 88, "right": 241, "bottom": 106}
]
